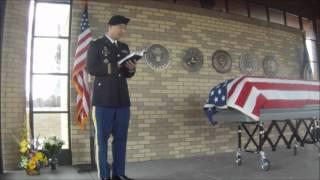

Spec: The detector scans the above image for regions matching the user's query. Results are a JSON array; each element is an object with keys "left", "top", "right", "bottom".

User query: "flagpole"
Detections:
[
  {"left": 77, "top": 91, "right": 97, "bottom": 172},
  {"left": 85, "top": 0, "right": 97, "bottom": 171},
  {"left": 73, "top": 0, "right": 96, "bottom": 173}
]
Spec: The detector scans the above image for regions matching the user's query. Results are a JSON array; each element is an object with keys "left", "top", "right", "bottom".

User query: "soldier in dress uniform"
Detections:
[{"left": 86, "top": 15, "right": 136, "bottom": 180}]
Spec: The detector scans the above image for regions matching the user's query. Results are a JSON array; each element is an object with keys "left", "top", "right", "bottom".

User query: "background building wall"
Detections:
[
  {"left": 317, "top": 19, "right": 320, "bottom": 73},
  {"left": 0, "top": 0, "right": 29, "bottom": 170},
  {"left": 70, "top": 0, "right": 303, "bottom": 165}
]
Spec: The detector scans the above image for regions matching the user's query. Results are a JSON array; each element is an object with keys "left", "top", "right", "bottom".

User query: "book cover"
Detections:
[{"left": 118, "top": 50, "right": 145, "bottom": 65}]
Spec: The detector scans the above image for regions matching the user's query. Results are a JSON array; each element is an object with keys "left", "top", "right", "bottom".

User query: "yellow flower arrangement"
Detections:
[
  {"left": 19, "top": 137, "right": 48, "bottom": 171},
  {"left": 18, "top": 122, "right": 48, "bottom": 174}
]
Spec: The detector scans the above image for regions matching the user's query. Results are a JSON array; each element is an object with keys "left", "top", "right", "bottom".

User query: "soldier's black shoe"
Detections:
[{"left": 112, "top": 175, "right": 134, "bottom": 180}]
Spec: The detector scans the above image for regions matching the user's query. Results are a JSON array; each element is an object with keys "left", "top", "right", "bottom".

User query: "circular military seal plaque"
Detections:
[
  {"left": 239, "top": 53, "right": 257, "bottom": 75},
  {"left": 181, "top": 47, "right": 203, "bottom": 72},
  {"left": 211, "top": 50, "right": 232, "bottom": 73},
  {"left": 145, "top": 44, "right": 169, "bottom": 70},
  {"left": 263, "top": 55, "right": 278, "bottom": 76}
]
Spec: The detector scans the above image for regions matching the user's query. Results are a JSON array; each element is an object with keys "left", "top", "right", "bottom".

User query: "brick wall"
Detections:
[
  {"left": 70, "top": 1, "right": 303, "bottom": 165},
  {"left": 317, "top": 19, "right": 320, "bottom": 78},
  {"left": 1, "top": 0, "right": 29, "bottom": 170}
]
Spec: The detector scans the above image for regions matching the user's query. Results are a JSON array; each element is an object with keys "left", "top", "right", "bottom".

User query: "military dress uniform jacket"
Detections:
[{"left": 86, "top": 36, "right": 135, "bottom": 107}]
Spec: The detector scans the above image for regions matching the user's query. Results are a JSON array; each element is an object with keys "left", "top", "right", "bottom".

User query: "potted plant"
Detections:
[{"left": 43, "top": 136, "right": 64, "bottom": 170}]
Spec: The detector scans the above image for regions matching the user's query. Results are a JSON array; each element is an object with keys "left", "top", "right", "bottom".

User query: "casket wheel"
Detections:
[
  {"left": 260, "top": 159, "right": 270, "bottom": 171},
  {"left": 235, "top": 156, "right": 242, "bottom": 166},
  {"left": 293, "top": 144, "right": 298, "bottom": 156}
]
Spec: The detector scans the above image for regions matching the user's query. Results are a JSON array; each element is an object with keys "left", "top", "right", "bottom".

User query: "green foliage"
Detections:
[{"left": 43, "top": 136, "right": 64, "bottom": 158}]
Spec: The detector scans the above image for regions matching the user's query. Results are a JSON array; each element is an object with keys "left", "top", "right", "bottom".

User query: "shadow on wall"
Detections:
[{"left": 0, "top": 0, "right": 7, "bottom": 174}]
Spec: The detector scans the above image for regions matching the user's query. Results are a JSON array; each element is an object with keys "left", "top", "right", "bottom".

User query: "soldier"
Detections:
[{"left": 87, "top": 15, "right": 136, "bottom": 180}]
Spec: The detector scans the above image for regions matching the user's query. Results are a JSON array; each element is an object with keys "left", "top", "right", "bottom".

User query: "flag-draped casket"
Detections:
[{"left": 204, "top": 76, "right": 320, "bottom": 124}]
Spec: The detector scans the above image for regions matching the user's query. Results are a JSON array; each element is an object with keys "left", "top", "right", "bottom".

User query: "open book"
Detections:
[{"left": 118, "top": 50, "right": 145, "bottom": 65}]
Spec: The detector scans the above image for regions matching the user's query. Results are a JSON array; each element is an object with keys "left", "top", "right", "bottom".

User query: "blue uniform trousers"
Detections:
[{"left": 92, "top": 106, "right": 130, "bottom": 179}]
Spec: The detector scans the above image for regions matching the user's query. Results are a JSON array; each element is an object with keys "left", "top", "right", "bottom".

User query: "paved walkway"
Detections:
[{"left": 1, "top": 145, "right": 319, "bottom": 180}]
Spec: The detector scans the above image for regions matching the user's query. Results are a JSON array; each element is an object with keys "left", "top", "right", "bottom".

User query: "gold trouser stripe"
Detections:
[
  {"left": 107, "top": 64, "right": 111, "bottom": 74},
  {"left": 92, "top": 106, "right": 101, "bottom": 178}
]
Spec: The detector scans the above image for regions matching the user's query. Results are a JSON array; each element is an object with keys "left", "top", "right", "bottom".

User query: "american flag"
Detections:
[
  {"left": 204, "top": 76, "right": 320, "bottom": 124},
  {"left": 71, "top": 0, "right": 92, "bottom": 129}
]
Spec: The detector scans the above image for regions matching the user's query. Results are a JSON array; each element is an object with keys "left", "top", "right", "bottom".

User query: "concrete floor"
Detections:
[{"left": 1, "top": 145, "right": 319, "bottom": 180}]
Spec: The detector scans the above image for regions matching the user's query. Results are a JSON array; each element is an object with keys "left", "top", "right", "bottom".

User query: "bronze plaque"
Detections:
[
  {"left": 239, "top": 53, "right": 257, "bottom": 75},
  {"left": 263, "top": 55, "right": 278, "bottom": 77},
  {"left": 145, "top": 44, "right": 169, "bottom": 70},
  {"left": 211, "top": 50, "right": 232, "bottom": 73},
  {"left": 181, "top": 47, "right": 203, "bottom": 72}
]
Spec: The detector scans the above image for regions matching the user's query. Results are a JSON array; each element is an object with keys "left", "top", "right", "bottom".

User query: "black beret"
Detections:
[{"left": 108, "top": 15, "right": 130, "bottom": 25}]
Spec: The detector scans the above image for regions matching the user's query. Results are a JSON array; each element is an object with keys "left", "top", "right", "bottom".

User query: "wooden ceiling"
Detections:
[
  {"left": 251, "top": 0, "right": 319, "bottom": 19},
  {"left": 162, "top": 0, "right": 319, "bottom": 19}
]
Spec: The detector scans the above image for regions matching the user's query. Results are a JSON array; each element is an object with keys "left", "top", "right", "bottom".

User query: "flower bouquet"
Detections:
[
  {"left": 19, "top": 128, "right": 48, "bottom": 175},
  {"left": 43, "top": 136, "right": 64, "bottom": 170}
]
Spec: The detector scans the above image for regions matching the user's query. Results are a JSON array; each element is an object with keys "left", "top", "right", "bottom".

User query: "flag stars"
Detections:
[
  {"left": 210, "top": 91, "right": 214, "bottom": 96},
  {"left": 204, "top": 79, "right": 234, "bottom": 124}
]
